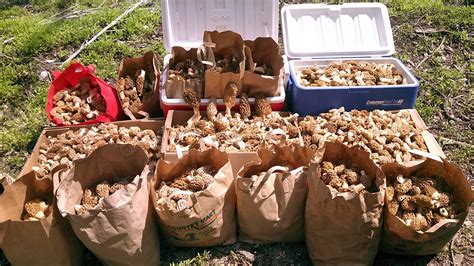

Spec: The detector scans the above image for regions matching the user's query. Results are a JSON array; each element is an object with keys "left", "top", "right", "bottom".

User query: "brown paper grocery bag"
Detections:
[
  {"left": 243, "top": 38, "right": 284, "bottom": 97},
  {"left": 203, "top": 31, "right": 245, "bottom": 98},
  {"left": 305, "top": 142, "right": 385, "bottom": 265},
  {"left": 117, "top": 50, "right": 162, "bottom": 119},
  {"left": 166, "top": 46, "right": 204, "bottom": 99},
  {"left": 380, "top": 158, "right": 473, "bottom": 255},
  {"left": 151, "top": 148, "right": 236, "bottom": 247},
  {"left": 0, "top": 171, "right": 85, "bottom": 265},
  {"left": 55, "top": 144, "right": 160, "bottom": 265},
  {"left": 236, "top": 144, "right": 313, "bottom": 243}
]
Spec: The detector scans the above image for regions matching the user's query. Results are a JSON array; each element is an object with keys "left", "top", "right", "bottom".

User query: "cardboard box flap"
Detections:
[
  {"left": 281, "top": 3, "right": 395, "bottom": 59},
  {"left": 161, "top": 0, "right": 279, "bottom": 51}
]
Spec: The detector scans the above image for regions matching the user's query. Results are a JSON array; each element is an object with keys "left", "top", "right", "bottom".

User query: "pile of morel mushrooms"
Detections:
[
  {"left": 75, "top": 177, "right": 132, "bottom": 215},
  {"left": 317, "top": 161, "right": 375, "bottom": 194},
  {"left": 51, "top": 77, "right": 106, "bottom": 125},
  {"left": 298, "top": 61, "right": 407, "bottom": 87},
  {"left": 167, "top": 82, "right": 301, "bottom": 153},
  {"left": 33, "top": 124, "right": 161, "bottom": 178},
  {"left": 116, "top": 69, "right": 153, "bottom": 113},
  {"left": 156, "top": 165, "right": 217, "bottom": 211},
  {"left": 386, "top": 173, "right": 458, "bottom": 231},
  {"left": 299, "top": 108, "right": 427, "bottom": 164},
  {"left": 22, "top": 199, "right": 51, "bottom": 221}
]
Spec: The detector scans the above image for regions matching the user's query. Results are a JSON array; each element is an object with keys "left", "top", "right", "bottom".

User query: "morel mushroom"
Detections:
[
  {"left": 183, "top": 87, "right": 201, "bottom": 122},
  {"left": 135, "top": 69, "right": 145, "bottom": 96},
  {"left": 207, "top": 97, "right": 218, "bottom": 121},
  {"left": 51, "top": 77, "right": 106, "bottom": 125},
  {"left": 167, "top": 111, "right": 300, "bottom": 153},
  {"left": 168, "top": 59, "right": 203, "bottom": 99},
  {"left": 298, "top": 108, "right": 427, "bottom": 164},
  {"left": 116, "top": 69, "right": 153, "bottom": 114},
  {"left": 32, "top": 124, "right": 161, "bottom": 179},
  {"left": 23, "top": 199, "right": 50, "bottom": 221},
  {"left": 214, "top": 55, "right": 240, "bottom": 74},
  {"left": 75, "top": 177, "right": 132, "bottom": 215},
  {"left": 255, "top": 93, "right": 272, "bottom": 118},
  {"left": 239, "top": 93, "right": 251, "bottom": 120},
  {"left": 156, "top": 165, "right": 217, "bottom": 211},
  {"left": 223, "top": 82, "right": 238, "bottom": 117},
  {"left": 254, "top": 63, "right": 273, "bottom": 76},
  {"left": 317, "top": 161, "right": 374, "bottom": 194},
  {"left": 298, "top": 61, "right": 407, "bottom": 87}
]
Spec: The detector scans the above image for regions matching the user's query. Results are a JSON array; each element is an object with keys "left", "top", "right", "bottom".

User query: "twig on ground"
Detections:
[
  {"left": 32, "top": 57, "right": 57, "bottom": 65},
  {"left": 414, "top": 27, "right": 448, "bottom": 34},
  {"left": 41, "top": 3, "right": 79, "bottom": 24},
  {"left": 0, "top": 53, "right": 13, "bottom": 60},
  {"left": 438, "top": 136, "right": 474, "bottom": 148},
  {"left": 452, "top": 100, "right": 471, "bottom": 121},
  {"left": 392, "top": 25, "right": 401, "bottom": 35},
  {"left": 416, "top": 36, "right": 446, "bottom": 69},
  {"left": 60, "top": 0, "right": 146, "bottom": 67},
  {"left": 3, "top": 37, "right": 14, "bottom": 44},
  {"left": 42, "top": 1, "right": 108, "bottom": 24},
  {"left": 63, "top": 7, "right": 103, "bottom": 20},
  {"left": 419, "top": 77, "right": 464, "bottom": 122}
]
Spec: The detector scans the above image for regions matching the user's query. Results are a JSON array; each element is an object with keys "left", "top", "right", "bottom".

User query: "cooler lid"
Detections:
[
  {"left": 161, "top": 0, "right": 279, "bottom": 51},
  {"left": 281, "top": 3, "right": 395, "bottom": 59}
]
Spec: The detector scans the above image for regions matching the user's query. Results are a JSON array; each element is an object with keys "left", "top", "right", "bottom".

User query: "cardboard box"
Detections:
[
  {"left": 161, "top": 110, "right": 445, "bottom": 176},
  {"left": 18, "top": 119, "right": 165, "bottom": 179},
  {"left": 161, "top": 110, "right": 294, "bottom": 176}
]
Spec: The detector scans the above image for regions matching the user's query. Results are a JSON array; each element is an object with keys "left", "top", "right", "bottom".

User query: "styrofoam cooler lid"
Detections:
[
  {"left": 281, "top": 3, "right": 395, "bottom": 58},
  {"left": 161, "top": 0, "right": 279, "bottom": 51}
]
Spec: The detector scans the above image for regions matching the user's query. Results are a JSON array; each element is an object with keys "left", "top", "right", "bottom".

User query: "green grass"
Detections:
[
  {"left": 389, "top": 1, "right": 472, "bottom": 118},
  {"left": 388, "top": 0, "right": 473, "bottom": 173},
  {"left": 169, "top": 250, "right": 212, "bottom": 266},
  {"left": 0, "top": 0, "right": 164, "bottom": 175}
]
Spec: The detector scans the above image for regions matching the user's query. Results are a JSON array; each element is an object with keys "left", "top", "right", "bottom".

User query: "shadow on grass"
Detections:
[{"left": 374, "top": 251, "right": 436, "bottom": 266}]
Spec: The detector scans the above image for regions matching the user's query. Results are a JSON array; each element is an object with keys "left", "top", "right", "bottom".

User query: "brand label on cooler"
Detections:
[{"left": 366, "top": 99, "right": 404, "bottom": 106}]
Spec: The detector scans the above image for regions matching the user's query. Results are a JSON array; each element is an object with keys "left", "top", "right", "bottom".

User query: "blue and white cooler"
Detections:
[{"left": 281, "top": 3, "right": 420, "bottom": 115}]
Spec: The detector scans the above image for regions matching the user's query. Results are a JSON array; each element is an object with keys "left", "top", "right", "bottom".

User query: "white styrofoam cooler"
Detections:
[
  {"left": 281, "top": 3, "right": 420, "bottom": 115},
  {"left": 160, "top": 0, "right": 287, "bottom": 116}
]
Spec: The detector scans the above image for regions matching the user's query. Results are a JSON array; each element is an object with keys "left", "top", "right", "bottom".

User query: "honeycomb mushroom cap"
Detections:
[
  {"left": 183, "top": 87, "right": 200, "bottom": 108},
  {"left": 95, "top": 181, "right": 111, "bottom": 199},
  {"left": 255, "top": 93, "right": 272, "bottom": 117},
  {"left": 24, "top": 199, "right": 49, "bottom": 220},
  {"left": 239, "top": 93, "right": 251, "bottom": 119}
]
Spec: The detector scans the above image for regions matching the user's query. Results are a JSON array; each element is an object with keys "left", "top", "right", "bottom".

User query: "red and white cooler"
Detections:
[{"left": 159, "top": 0, "right": 287, "bottom": 116}]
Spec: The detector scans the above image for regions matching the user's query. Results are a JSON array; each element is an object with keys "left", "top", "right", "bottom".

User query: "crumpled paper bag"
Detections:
[
  {"left": 380, "top": 158, "right": 473, "bottom": 255},
  {"left": 202, "top": 31, "right": 245, "bottom": 98},
  {"left": 150, "top": 148, "right": 236, "bottom": 247},
  {"left": 305, "top": 142, "right": 386, "bottom": 265},
  {"left": 117, "top": 51, "right": 162, "bottom": 119},
  {"left": 55, "top": 144, "right": 160, "bottom": 265},
  {"left": 243, "top": 37, "right": 284, "bottom": 97},
  {"left": 235, "top": 144, "right": 313, "bottom": 243},
  {"left": 165, "top": 46, "right": 204, "bottom": 99},
  {"left": 0, "top": 170, "right": 84, "bottom": 265}
]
